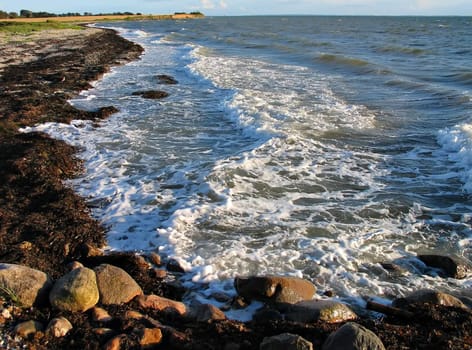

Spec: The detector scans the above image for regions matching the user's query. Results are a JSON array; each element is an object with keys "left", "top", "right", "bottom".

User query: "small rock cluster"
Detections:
[{"left": 0, "top": 253, "right": 470, "bottom": 349}]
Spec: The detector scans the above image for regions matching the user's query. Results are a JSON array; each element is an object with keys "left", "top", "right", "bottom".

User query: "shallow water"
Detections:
[{"left": 23, "top": 16, "right": 472, "bottom": 316}]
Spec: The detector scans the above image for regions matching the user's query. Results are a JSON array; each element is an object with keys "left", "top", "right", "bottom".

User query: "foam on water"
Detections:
[
  {"left": 20, "top": 21, "right": 472, "bottom": 317},
  {"left": 438, "top": 122, "right": 472, "bottom": 193}
]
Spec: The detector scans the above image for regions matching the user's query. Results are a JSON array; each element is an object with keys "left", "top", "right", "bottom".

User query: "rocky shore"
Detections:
[{"left": 0, "top": 26, "right": 472, "bottom": 350}]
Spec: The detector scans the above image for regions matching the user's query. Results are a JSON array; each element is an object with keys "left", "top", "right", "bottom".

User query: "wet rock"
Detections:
[
  {"left": 282, "top": 300, "right": 357, "bottom": 324},
  {"left": 392, "top": 290, "right": 468, "bottom": 309},
  {"left": 46, "top": 317, "right": 73, "bottom": 337},
  {"left": 189, "top": 303, "right": 227, "bottom": 322},
  {"left": 260, "top": 333, "right": 313, "bottom": 350},
  {"left": 93, "top": 328, "right": 116, "bottom": 337},
  {"left": 167, "top": 258, "right": 186, "bottom": 273},
  {"left": 138, "top": 327, "right": 163, "bottom": 348},
  {"left": 418, "top": 254, "right": 471, "bottom": 279},
  {"left": 157, "top": 74, "right": 178, "bottom": 84},
  {"left": 91, "top": 306, "right": 113, "bottom": 322},
  {"left": 0, "top": 263, "right": 53, "bottom": 307},
  {"left": 149, "top": 252, "right": 162, "bottom": 266},
  {"left": 94, "top": 264, "right": 143, "bottom": 305},
  {"left": 380, "top": 262, "right": 408, "bottom": 276},
  {"left": 49, "top": 267, "right": 99, "bottom": 312},
  {"left": 132, "top": 90, "right": 169, "bottom": 99},
  {"left": 14, "top": 320, "right": 44, "bottom": 338},
  {"left": 234, "top": 276, "right": 316, "bottom": 304},
  {"left": 322, "top": 322, "right": 385, "bottom": 350},
  {"left": 136, "top": 294, "right": 186, "bottom": 315}
]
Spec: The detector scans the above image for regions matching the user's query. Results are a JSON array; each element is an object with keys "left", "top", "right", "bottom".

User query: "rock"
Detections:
[
  {"left": 253, "top": 308, "right": 284, "bottom": 323},
  {"left": 322, "top": 322, "right": 385, "bottom": 350},
  {"left": 392, "top": 290, "right": 468, "bottom": 309},
  {"left": 149, "top": 252, "right": 162, "bottom": 266},
  {"left": 189, "top": 303, "right": 227, "bottom": 322},
  {"left": 80, "top": 243, "right": 104, "bottom": 257},
  {"left": 157, "top": 74, "right": 178, "bottom": 84},
  {"left": 14, "top": 320, "right": 44, "bottom": 338},
  {"left": 380, "top": 262, "right": 408, "bottom": 276},
  {"left": 418, "top": 254, "right": 471, "bottom": 279},
  {"left": 125, "top": 310, "right": 145, "bottom": 320},
  {"left": 91, "top": 306, "right": 113, "bottom": 322},
  {"left": 136, "top": 294, "right": 187, "bottom": 315},
  {"left": 0, "top": 263, "right": 53, "bottom": 307},
  {"left": 260, "top": 333, "right": 313, "bottom": 350},
  {"left": 234, "top": 276, "right": 316, "bottom": 304},
  {"left": 46, "top": 317, "right": 73, "bottom": 337},
  {"left": 94, "top": 264, "right": 143, "bottom": 305},
  {"left": 138, "top": 328, "right": 163, "bottom": 348},
  {"left": 68, "top": 261, "right": 84, "bottom": 270},
  {"left": 283, "top": 300, "right": 357, "bottom": 324},
  {"left": 167, "top": 258, "right": 186, "bottom": 273},
  {"left": 49, "top": 267, "right": 99, "bottom": 312},
  {"left": 103, "top": 334, "right": 127, "bottom": 350},
  {"left": 153, "top": 268, "right": 167, "bottom": 279},
  {"left": 132, "top": 90, "right": 169, "bottom": 99},
  {"left": 93, "top": 328, "right": 116, "bottom": 337}
]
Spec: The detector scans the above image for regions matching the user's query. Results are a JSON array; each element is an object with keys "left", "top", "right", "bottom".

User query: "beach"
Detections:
[{"left": 0, "top": 22, "right": 472, "bottom": 349}]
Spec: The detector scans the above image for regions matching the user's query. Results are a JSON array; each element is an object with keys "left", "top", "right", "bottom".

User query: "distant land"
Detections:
[{"left": 0, "top": 10, "right": 204, "bottom": 22}]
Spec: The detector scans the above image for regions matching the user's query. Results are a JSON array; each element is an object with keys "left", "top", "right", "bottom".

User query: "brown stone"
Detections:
[
  {"left": 138, "top": 328, "right": 163, "bottom": 348},
  {"left": 282, "top": 300, "right": 357, "bottom": 324},
  {"left": 91, "top": 306, "right": 113, "bottom": 322},
  {"left": 0, "top": 263, "right": 53, "bottom": 307},
  {"left": 189, "top": 303, "right": 227, "bottom": 322},
  {"left": 234, "top": 275, "right": 316, "bottom": 304},
  {"left": 149, "top": 252, "right": 162, "bottom": 266},
  {"left": 94, "top": 264, "right": 143, "bottom": 305},
  {"left": 103, "top": 334, "right": 127, "bottom": 350},
  {"left": 46, "top": 317, "right": 73, "bottom": 337},
  {"left": 418, "top": 254, "right": 471, "bottom": 279},
  {"left": 136, "top": 294, "right": 186, "bottom": 315},
  {"left": 14, "top": 320, "right": 44, "bottom": 338},
  {"left": 393, "top": 290, "right": 468, "bottom": 309},
  {"left": 153, "top": 268, "right": 167, "bottom": 279}
]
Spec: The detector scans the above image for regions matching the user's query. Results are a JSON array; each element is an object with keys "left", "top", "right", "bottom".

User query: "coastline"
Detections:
[{"left": 0, "top": 25, "right": 472, "bottom": 350}]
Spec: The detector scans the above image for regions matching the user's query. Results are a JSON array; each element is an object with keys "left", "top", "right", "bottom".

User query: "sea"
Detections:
[{"left": 23, "top": 16, "right": 472, "bottom": 317}]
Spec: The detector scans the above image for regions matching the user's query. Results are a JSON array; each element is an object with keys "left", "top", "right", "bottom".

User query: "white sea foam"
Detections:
[
  {"left": 437, "top": 122, "right": 472, "bottom": 193},
  {"left": 19, "top": 22, "right": 472, "bottom": 318}
]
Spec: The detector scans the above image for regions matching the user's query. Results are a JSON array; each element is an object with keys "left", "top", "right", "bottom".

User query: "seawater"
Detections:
[{"left": 23, "top": 16, "right": 472, "bottom": 315}]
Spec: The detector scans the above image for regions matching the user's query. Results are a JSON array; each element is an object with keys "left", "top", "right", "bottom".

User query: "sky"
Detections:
[{"left": 1, "top": 0, "right": 471, "bottom": 16}]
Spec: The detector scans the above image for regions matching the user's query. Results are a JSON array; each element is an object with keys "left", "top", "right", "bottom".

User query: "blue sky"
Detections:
[{"left": 1, "top": 0, "right": 471, "bottom": 16}]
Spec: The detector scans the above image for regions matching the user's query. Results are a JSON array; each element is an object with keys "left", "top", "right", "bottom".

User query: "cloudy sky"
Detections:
[{"left": 1, "top": 0, "right": 471, "bottom": 16}]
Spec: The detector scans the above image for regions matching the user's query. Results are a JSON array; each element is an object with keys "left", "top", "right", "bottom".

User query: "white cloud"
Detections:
[{"left": 219, "top": 0, "right": 228, "bottom": 9}]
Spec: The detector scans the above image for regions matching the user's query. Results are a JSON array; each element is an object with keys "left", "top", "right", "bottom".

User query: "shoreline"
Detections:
[{"left": 1, "top": 25, "right": 472, "bottom": 349}]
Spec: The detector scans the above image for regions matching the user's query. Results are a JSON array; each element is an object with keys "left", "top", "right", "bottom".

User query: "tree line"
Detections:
[{"left": 0, "top": 10, "right": 142, "bottom": 19}]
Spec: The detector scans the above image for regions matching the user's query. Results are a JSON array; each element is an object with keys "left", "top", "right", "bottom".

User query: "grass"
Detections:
[
  {"left": 0, "top": 284, "right": 21, "bottom": 306},
  {"left": 0, "top": 20, "right": 83, "bottom": 34}
]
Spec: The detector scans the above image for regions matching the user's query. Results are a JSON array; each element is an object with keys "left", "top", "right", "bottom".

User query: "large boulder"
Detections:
[
  {"left": 282, "top": 300, "right": 357, "bottom": 324},
  {"left": 418, "top": 254, "right": 471, "bottom": 279},
  {"left": 49, "top": 267, "right": 99, "bottom": 312},
  {"left": 392, "top": 290, "right": 468, "bottom": 309},
  {"left": 322, "top": 322, "right": 385, "bottom": 350},
  {"left": 94, "top": 264, "right": 143, "bottom": 305},
  {"left": 0, "top": 263, "right": 52, "bottom": 307},
  {"left": 234, "top": 276, "right": 316, "bottom": 304},
  {"left": 260, "top": 333, "right": 313, "bottom": 350}
]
